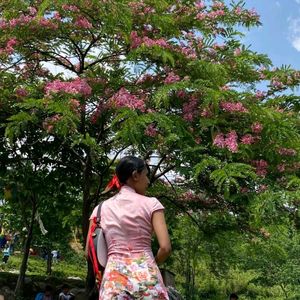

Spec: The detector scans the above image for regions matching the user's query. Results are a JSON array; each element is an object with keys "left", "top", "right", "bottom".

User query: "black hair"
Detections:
[
  {"left": 230, "top": 293, "right": 238, "bottom": 299},
  {"left": 116, "top": 156, "right": 148, "bottom": 184},
  {"left": 45, "top": 285, "right": 53, "bottom": 292},
  {"left": 62, "top": 284, "right": 69, "bottom": 289}
]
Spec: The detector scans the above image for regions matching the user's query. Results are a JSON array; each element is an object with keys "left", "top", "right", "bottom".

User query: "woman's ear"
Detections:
[{"left": 131, "top": 170, "right": 139, "bottom": 181}]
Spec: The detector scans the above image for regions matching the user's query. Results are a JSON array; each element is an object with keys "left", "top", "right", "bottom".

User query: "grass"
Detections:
[{"left": 0, "top": 252, "right": 87, "bottom": 279}]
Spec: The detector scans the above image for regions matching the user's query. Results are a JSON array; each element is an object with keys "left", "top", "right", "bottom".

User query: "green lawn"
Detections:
[{"left": 0, "top": 252, "right": 87, "bottom": 279}]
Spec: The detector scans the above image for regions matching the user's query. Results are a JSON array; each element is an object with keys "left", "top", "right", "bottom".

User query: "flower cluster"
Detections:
[
  {"left": 277, "top": 147, "right": 297, "bottom": 156},
  {"left": 213, "top": 130, "right": 238, "bottom": 153},
  {"left": 220, "top": 101, "right": 248, "bottom": 113},
  {"left": 240, "top": 134, "right": 256, "bottom": 145},
  {"left": 271, "top": 79, "right": 284, "bottom": 89},
  {"left": 255, "top": 90, "right": 266, "bottom": 100},
  {"left": 42, "top": 114, "right": 62, "bottom": 133},
  {"left": 74, "top": 16, "right": 92, "bottom": 29},
  {"left": 251, "top": 122, "right": 263, "bottom": 134},
  {"left": 110, "top": 88, "right": 145, "bottom": 111},
  {"left": 69, "top": 99, "right": 81, "bottom": 114},
  {"left": 0, "top": 38, "right": 18, "bottom": 55},
  {"left": 45, "top": 78, "right": 92, "bottom": 96},
  {"left": 251, "top": 160, "right": 268, "bottom": 177},
  {"left": 39, "top": 18, "right": 58, "bottom": 29},
  {"left": 62, "top": 5, "right": 80, "bottom": 12},
  {"left": 183, "top": 95, "right": 198, "bottom": 122},
  {"left": 90, "top": 100, "right": 106, "bottom": 124},
  {"left": 130, "top": 31, "right": 169, "bottom": 49},
  {"left": 128, "top": 1, "right": 155, "bottom": 15},
  {"left": 144, "top": 124, "right": 158, "bottom": 137},
  {"left": 15, "top": 88, "right": 28, "bottom": 98},
  {"left": 164, "top": 72, "right": 180, "bottom": 84}
]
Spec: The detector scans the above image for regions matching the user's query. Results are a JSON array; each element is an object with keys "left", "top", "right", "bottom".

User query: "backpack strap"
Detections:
[
  {"left": 95, "top": 201, "right": 104, "bottom": 225},
  {"left": 89, "top": 201, "right": 105, "bottom": 288}
]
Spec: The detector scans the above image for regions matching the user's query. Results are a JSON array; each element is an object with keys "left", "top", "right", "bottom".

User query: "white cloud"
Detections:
[
  {"left": 292, "top": 36, "right": 300, "bottom": 51},
  {"left": 287, "top": 17, "right": 300, "bottom": 51},
  {"left": 295, "top": 0, "right": 300, "bottom": 4}
]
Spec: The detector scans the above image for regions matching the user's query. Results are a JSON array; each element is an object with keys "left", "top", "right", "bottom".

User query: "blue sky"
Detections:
[{"left": 240, "top": 0, "right": 300, "bottom": 70}]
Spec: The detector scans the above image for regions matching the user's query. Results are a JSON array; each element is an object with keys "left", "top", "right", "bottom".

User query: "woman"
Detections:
[{"left": 86, "top": 156, "right": 171, "bottom": 299}]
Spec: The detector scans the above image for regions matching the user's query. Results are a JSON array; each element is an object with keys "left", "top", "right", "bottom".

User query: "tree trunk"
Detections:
[
  {"left": 81, "top": 153, "right": 96, "bottom": 299},
  {"left": 46, "top": 247, "right": 52, "bottom": 275},
  {"left": 15, "top": 198, "right": 37, "bottom": 298}
]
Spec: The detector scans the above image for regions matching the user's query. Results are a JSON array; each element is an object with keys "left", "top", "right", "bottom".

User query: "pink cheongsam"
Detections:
[{"left": 90, "top": 185, "right": 169, "bottom": 300}]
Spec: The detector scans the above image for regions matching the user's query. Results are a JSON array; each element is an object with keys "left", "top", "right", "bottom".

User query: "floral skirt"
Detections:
[{"left": 99, "top": 252, "right": 169, "bottom": 300}]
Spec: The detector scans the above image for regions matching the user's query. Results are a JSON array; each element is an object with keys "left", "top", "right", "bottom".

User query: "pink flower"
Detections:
[
  {"left": 240, "top": 187, "right": 249, "bottom": 194},
  {"left": 164, "top": 72, "right": 180, "bottom": 84},
  {"left": 130, "top": 31, "right": 143, "bottom": 49},
  {"left": 212, "top": 1, "right": 225, "bottom": 9},
  {"left": 28, "top": 7, "right": 37, "bottom": 16},
  {"left": 213, "top": 133, "right": 225, "bottom": 148},
  {"left": 277, "top": 147, "right": 297, "bottom": 156},
  {"left": 75, "top": 16, "right": 92, "bottom": 29},
  {"left": 39, "top": 18, "right": 58, "bottom": 30},
  {"left": 176, "top": 90, "right": 186, "bottom": 98},
  {"left": 195, "top": 1, "right": 205, "bottom": 9},
  {"left": 45, "top": 78, "right": 92, "bottom": 96},
  {"left": 144, "top": 124, "right": 158, "bottom": 137},
  {"left": 271, "top": 80, "right": 284, "bottom": 89},
  {"left": 69, "top": 99, "right": 81, "bottom": 113},
  {"left": 251, "top": 122, "right": 263, "bottom": 134},
  {"left": 234, "top": 7, "right": 242, "bottom": 15},
  {"left": 196, "top": 12, "right": 206, "bottom": 20},
  {"left": 251, "top": 160, "right": 268, "bottom": 177},
  {"left": 234, "top": 48, "right": 241, "bottom": 56},
  {"left": 257, "top": 184, "right": 268, "bottom": 193},
  {"left": 53, "top": 12, "right": 62, "bottom": 21},
  {"left": 15, "top": 88, "right": 28, "bottom": 98},
  {"left": 277, "top": 164, "right": 286, "bottom": 172},
  {"left": 220, "top": 101, "right": 248, "bottom": 113},
  {"left": 255, "top": 90, "right": 266, "bottom": 99},
  {"left": 5, "top": 38, "right": 18, "bottom": 54},
  {"left": 130, "top": 31, "right": 169, "bottom": 49},
  {"left": 0, "top": 19, "right": 8, "bottom": 29},
  {"left": 220, "top": 85, "right": 230, "bottom": 91},
  {"left": 195, "top": 137, "right": 201, "bottom": 144},
  {"left": 42, "top": 114, "right": 62, "bottom": 133},
  {"left": 240, "top": 134, "right": 255, "bottom": 145},
  {"left": 200, "top": 108, "right": 212, "bottom": 118},
  {"left": 110, "top": 87, "right": 145, "bottom": 111},
  {"left": 183, "top": 95, "right": 198, "bottom": 121},
  {"left": 224, "top": 130, "right": 238, "bottom": 153},
  {"left": 62, "top": 5, "right": 79, "bottom": 12}
]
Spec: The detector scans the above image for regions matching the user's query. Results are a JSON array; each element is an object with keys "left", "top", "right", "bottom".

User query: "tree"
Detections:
[{"left": 0, "top": 0, "right": 299, "bottom": 297}]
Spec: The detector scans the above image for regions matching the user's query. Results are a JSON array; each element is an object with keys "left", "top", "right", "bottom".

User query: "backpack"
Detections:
[{"left": 88, "top": 201, "right": 108, "bottom": 288}]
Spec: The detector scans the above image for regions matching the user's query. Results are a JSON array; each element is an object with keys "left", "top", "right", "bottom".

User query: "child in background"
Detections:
[
  {"left": 58, "top": 284, "right": 74, "bottom": 300},
  {"left": 35, "top": 285, "right": 53, "bottom": 300}
]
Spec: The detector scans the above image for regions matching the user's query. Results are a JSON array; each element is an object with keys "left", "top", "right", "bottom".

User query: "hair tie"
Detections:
[{"left": 102, "top": 174, "right": 121, "bottom": 194}]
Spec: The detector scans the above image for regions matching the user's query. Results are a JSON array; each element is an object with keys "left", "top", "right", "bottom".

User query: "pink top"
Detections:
[{"left": 90, "top": 185, "right": 164, "bottom": 256}]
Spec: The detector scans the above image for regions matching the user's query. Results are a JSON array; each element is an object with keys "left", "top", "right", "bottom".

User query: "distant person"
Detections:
[
  {"left": 230, "top": 293, "right": 239, "bottom": 300},
  {"left": 35, "top": 285, "right": 53, "bottom": 300},
  {"left": 58, "top": 284, "right": 74, "bottom": 300},
  {"left": 51, "top": 250, "right": 58, "bottom": 263},
  {"left": 0, "top": 234, "right": 7, "bottom": 249},
  {"left": 2, "top": 245, "right": 10, "bottom": 263},
  {"left": 9, "top": 232, "right": 20, "bottom": 254}
]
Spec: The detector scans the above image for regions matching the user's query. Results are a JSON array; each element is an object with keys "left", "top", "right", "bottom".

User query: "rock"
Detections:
[
  {"left": 0, "top": 286, "right": 15, "bottom": 300},
  {"left": 70, "top": 288, "right": 86, "bottom": 300}
]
